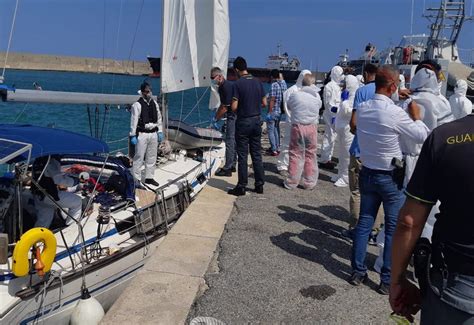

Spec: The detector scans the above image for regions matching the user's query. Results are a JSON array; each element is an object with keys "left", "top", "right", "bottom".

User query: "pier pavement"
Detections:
[
  {"left": 103, "top": 129, "right": 397, "bottom": 324},
  {"left": 187, "top": 134, "right": 395, "bottom": 324}
]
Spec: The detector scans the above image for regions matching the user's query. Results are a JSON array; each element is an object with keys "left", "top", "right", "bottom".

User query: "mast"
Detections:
[
  {"left": 423, "top": 0, "right": 469, "bottom": 60},
  {"left": 160, "top": 0, "right": 168, "bottom": 137}
]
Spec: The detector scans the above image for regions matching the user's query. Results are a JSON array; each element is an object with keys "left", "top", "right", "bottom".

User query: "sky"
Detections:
[{"left": 0, "top": 0, "right": 473, "bottom": 72}]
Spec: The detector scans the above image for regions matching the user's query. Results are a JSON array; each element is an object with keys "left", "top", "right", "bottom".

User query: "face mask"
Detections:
[
  {"left": 211, "top": 79, "right": 218, "bottom": 86},
  {"left": 143, "top": 91, "right": 152, "bottom": 100}
]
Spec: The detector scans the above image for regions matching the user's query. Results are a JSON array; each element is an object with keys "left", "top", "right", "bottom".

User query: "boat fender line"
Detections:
[{"left": 12, "top": 227, "right": 57, "bottom": 277}]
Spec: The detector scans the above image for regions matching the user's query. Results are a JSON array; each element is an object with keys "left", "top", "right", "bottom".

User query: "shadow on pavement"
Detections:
[
  {"left": 271, "top": 205, "right": 378, "bottom": 288},
  {"left": 208, "top": 177, "right": 236, "bottom": 191},
  {"left": 299, "top": 204, "right": 350, "bottom": 224}
]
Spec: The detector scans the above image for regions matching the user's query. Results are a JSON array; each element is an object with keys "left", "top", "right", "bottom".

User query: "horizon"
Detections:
[{"left": 0, "top": 0, "right": 473, "bottom": 73}]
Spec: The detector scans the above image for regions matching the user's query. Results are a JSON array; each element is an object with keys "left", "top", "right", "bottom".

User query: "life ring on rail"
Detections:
[{"left": 12, "top": 227, "right": 57, "bottom": 277}]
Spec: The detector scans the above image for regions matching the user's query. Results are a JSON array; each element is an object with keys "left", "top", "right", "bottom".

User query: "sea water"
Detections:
[{"left": 0, "top": 69, "right": 272, "bottom": 153}]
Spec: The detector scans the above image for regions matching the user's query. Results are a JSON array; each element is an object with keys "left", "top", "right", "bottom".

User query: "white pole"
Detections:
[{"left": 1, "top": 0, "right": 20, "bottom": 82}]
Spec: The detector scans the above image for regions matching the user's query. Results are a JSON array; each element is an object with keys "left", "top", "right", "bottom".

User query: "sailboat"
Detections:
[{"left": 0, "top": 0, "right": 230, "bottom": 323}]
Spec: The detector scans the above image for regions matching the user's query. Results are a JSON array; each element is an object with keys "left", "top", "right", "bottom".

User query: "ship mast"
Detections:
[{"left": 423, "top": 0, "right": 472, "bottom": 61}]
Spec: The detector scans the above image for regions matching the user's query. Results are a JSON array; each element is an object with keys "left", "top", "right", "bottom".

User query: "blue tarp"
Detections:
[{"left": 0, "top": 124, "right": 109, "bottom": 163}]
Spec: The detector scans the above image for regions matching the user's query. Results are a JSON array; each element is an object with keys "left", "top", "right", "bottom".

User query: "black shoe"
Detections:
[
  {"left": 215, "top": 168, "right": 232, "bottom": 177},
  {"left": 377, "top": 282, "right": 390, "bottom": 295},
  {"left": 255, "top": 185, "right": 263, "bottom": 194},
  {"left": 348, "top": 273, "right": 368, "bottom": 286},
  {"left": 145, "top": 178, "right": 160, "bottom": 187},
  {"left": 228, "top": 187, "right": 246, "bottom": 196},
  {"left": 231, "top": 166, "right": 236, "bottom": 172},
  {"left": 318, "top": 161, "right": 336, "bottom": 170}
]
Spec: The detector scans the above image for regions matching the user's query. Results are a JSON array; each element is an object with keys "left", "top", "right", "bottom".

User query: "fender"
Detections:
[{"left": 12, "top": 228, "right": 57, "bottom": 277}]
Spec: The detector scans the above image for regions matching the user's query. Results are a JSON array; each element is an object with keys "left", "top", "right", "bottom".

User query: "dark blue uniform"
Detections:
[
  {"left": 219, "top": 80, "right": 237, "bottom": 171},
  {"left": 232, "top": 74, "right": 265, "bottom": 189},
  {"left": 406, "top": 113, "right": 474, "bottom": 323}
]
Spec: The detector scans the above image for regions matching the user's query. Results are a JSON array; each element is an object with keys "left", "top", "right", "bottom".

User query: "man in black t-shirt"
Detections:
[
  {"left": 228, "top": 56, "right": 266, "bottom": 196},
  {"left": 210, "top": 67, "right": 236, "bottom": 177},
  {"left": 390, "top": 114, "right": 474, "bottom": 324}
]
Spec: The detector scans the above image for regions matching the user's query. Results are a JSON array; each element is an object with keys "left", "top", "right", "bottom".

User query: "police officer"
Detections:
[
  {"left": 130, "top": 82, "right": 163, "bottom": 186},
  {"left": 390, "top": 113, "right": 474, "bottom": 323},
  {"left": 210, "top": 66, "right": 236, "bottom": 177},
  {"left": 228, "top": 56, "right": 266, "bottom": 196}
]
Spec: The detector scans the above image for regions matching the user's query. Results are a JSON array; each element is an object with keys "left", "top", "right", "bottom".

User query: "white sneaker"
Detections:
[
  {"left": 334, "top": 178, "right": 349, "bottom": 187},
  {"left": 330, "top": 175, "right": 339, "bottom": 183}
]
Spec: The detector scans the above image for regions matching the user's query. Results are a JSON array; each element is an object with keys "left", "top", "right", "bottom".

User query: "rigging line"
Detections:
[
  {"left": 172, "top": 90, "right": 186, "bottom": 145},
  {"left": 12, "top": 103, "right": 28, "bottom": 123},
  {"left": 1, "top": 0, "right": 20, "bottom": 81},
  {"left": 101, "top": 0, "right": 107, "bottom": 93},
  {"left": 182, "top": 87, "right": 211, "bottom": 121},
  {"left": 124, "top": 0, "right": 145, "bottom": 75},
  {"left": 100, "top": 105, "right": 108, "bottom": 140},
  {"left": 111, "top": 0, "right": 124, "bottom": 93},
  {"left": 195, "top": 87, "right": 201, "bottom": 123}
]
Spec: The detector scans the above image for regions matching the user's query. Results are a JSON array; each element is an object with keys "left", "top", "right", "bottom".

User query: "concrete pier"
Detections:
[{"left": 103, "top": 130, "right": 400, "bottom": 324}]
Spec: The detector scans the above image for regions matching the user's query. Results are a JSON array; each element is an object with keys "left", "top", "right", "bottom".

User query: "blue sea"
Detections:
[{"left": 0, "top": 69, "right": 272, "bottom": 153}]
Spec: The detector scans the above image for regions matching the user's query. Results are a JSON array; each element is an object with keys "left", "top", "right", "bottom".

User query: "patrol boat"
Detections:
[
  {"left": 338, "top": 0, "right": 473, "bottom": 98},
  {"left": 0, "top": 0, "right": 230, "bottom": 323}
]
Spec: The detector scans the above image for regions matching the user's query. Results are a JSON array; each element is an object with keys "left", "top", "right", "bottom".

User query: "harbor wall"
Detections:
[{"left": 0, "top": 52, "right": 152, "bottom": 75}]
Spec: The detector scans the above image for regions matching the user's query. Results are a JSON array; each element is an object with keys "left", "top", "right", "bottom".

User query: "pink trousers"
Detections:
[{"left": 284, "top": 123, "right": 319, "bottom": 189}]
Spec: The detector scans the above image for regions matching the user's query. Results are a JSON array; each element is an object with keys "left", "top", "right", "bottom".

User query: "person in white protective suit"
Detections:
[
  {"left": 403, "top": 65, "right": 454, "bottom": 236},
  {"left": 356, "top": 74, "right": 364, "bottom": 87},
  {"left": 276, "top": 70, "right": 312, "bottom": 175},
  {"left": 33, "top": 157, "right": 82, "bottom": 228},
  {"left": 398, "top": 74, "right": 406, "bottom": 90},
  {"left": 283, "top": 75, "right": 322, "bottom": 190},
  {"left": 319, "top": 66, "right": 344, "bottom": 169},
  {"left": 449, "top": 79, "right": 473, "bottom": 120},
  {"left": 333, "top": 75, "right": 358, "bottom": 187},
  {"left": 130, "top": 82, "right": 164, "bottom": 187}
]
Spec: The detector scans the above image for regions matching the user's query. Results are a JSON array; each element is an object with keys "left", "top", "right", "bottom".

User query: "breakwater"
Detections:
[{"left": 0, "top": 52, "right": 151, "bottom": 75}]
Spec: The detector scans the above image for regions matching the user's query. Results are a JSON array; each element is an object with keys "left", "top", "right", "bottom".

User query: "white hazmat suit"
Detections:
[
  {"left": 130, "top": 95, "right": 163, "bottom": 182},
  {"left": 402, "top": 67, "right": 453, "bottom": 241},
  {"left": 277, "top": 70, "right": 312, "bottom": 172},
  {"left": 319, "top": 66, "right": 344, "bottom": 164},
  {"left": 449, "top": 79, "right": 473, "bottom": 120},
  {"left": 334, "top": 75, "right": 358, "bottom": 187}
]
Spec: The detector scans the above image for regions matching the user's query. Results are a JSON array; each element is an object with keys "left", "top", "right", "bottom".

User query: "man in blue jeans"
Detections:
[
  {"left": 228, "top": 56, "right": 266, "bottom": 196},
  {"left": 266, "top": 69, "right": 287, "bottom": 156},
  {"left": 350, "top": 65, "right": 429, "bottom": 294}
]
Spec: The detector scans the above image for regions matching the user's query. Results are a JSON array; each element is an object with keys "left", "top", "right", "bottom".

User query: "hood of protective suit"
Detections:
[
  {"left": 330, "top": 66, "right": 344, "bottom": 83},
  {"left": 454, "top": 79, "right": 468, "bottom": 96},
  {"left": 301, "top": 84, "right": 321, "bottom": 97},
  {"left": 345, "top": 75, "right": 359, "bottom": 96},
  {"left": 410, "top": 68, "right": 438, "bottom": 94},
  {"left": 296, "top": 70, "right": 312, "bottom": 89},
  {"left": 399, "top": 74, "right": 406, "bottom": 89}
]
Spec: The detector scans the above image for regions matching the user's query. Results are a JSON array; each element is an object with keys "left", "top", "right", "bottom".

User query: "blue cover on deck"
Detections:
[{"left": 0, "top": 124, "right": 109, "bottom": 163}]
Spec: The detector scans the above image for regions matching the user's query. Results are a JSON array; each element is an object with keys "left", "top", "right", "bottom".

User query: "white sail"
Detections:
[{"left": 161, "top": 0, "right": 230, "bottom": 95}]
